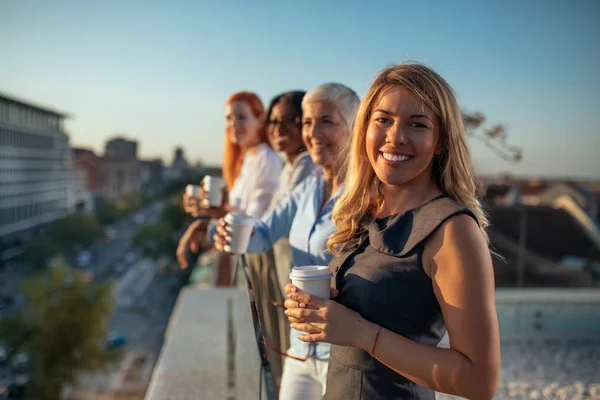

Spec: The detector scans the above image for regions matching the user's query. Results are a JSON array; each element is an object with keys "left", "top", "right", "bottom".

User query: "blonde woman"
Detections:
[{"left": 284, "top": 64, "right": 500, "bottom": 399}]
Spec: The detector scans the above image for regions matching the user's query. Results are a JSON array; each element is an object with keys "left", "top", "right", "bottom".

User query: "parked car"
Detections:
[
  {"left": 104, "top": 227, "right": 117, "bottom": 242},
  {"left": 106, "top": 331, "right": 127, "bottom": 349},
  {"left": 134, "top": 214, "right": 145, "bottom": 224},
  {"left": 76, "top": 251, "right": 91, "bottom": 268},
  {"left": 113, "top": 261, "right": 125, "bottom": 273},
  {"left": 124, "top": 252, "right": 137, "bottom": 265}
]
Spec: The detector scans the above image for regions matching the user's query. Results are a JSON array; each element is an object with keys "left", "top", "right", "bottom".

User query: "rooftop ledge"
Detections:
[{"left": 145, "top": 286, "right": 600, "bottom": 400}]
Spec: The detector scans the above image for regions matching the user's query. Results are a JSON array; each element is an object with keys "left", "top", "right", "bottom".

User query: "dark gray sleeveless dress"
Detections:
[{"left": 325, "top": 195, "right": 476, "bottom": 400}]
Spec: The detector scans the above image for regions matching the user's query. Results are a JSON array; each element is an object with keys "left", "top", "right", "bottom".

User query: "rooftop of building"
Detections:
[
  {"left": 0, "top": 91, "right": 71, "bottom": 118},
  {"left": 488, "top": 205, "right": 600, "bottom": 263}
]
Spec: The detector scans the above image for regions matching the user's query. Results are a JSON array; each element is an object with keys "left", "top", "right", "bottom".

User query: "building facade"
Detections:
[
  {"left": 68, "top": 155, "right": 94, "bottom": 213},
  {"left": 105, "top": 136, "right": 137, "bottom": 159},
  {"left": 140, "top": 158, "right": 164, "bottom": 191},
  {"left": 164, "top": 146, "right": 188, "bottom": 182},
  {"left": 73, "top": 148, "right": 102, "bottom": 195},
  {"left": 99, "top": 156, "right": 141, "bottom": 201},
  {"left": 0, "top": 93, "right": 71, "bottom": 259}
]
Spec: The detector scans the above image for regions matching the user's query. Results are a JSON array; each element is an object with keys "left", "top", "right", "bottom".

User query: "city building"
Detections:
[
  {"left": 164, "top": 147, "right": 188, "bottom": 182},
  {"left": 0, "top": 92, "right": 71, "bottom": 260},
  {"left": 68, "top": 150, "right": 94, "bottom": 213},
  {"left": 105, "top": 136, "right": 138, "bottom": 159},
  {"left": 140, "top": 158, "right": 164, "bottom": 191},
  {"left": 99, "top": 156, "right": 141, "bottom": 201},
  {"left": 73, "top": 147, "right": 102, "bottom": 195}
]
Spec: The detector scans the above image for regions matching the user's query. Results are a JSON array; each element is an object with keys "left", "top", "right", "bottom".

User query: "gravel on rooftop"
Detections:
[{"left": 437, "top": 339, "right": 600, "bottom": 400}]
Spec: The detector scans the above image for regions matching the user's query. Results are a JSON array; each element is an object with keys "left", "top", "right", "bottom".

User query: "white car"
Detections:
[
  {"left": 77, "top": 251, "right": 91, "bottom": 268},
  {"left": 124, "top": 252, "right": 137, "bottom": 265}
]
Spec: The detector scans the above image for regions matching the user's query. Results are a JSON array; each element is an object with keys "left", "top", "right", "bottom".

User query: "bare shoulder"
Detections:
[{"left": 422, "top": 213, "right": 491, "bottom": 277}]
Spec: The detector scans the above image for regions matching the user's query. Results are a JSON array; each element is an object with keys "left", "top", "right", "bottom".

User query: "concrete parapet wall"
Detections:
[
  {"left": 495, "top": 288, "right": 600, "bottom": 338},
  {"left": 145, "top": 287, "right": 600, "bottom": 400}
]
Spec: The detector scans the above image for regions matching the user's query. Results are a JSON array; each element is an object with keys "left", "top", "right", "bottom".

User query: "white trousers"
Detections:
[{"left": 279, "top": 350, "right": 329, "bottom": 400}]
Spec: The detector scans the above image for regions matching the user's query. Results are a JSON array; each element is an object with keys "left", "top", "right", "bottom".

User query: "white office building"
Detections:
[{"left": 0, "top": 93, "right": 70, "bottom": 259}]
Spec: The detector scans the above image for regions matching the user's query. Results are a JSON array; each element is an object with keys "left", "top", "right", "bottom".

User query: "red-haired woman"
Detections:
[{"left": 178, "top": 91, "right": 282, "bottom": 285}]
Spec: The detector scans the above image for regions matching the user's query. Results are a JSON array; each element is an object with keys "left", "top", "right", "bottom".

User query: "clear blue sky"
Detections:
[{"left": 1, "top": 0, "right": 599, "bottom": 178}]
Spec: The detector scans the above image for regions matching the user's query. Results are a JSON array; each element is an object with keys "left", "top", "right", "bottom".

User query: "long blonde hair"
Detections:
[{"left": 327, "top": 63, "right": 489, "bottom": 255}]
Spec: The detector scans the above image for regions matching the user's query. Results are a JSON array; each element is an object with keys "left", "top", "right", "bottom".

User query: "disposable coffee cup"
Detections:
[
  {"left": 202, "top": 176, "right": 226, "bottom": 207},
  {"left": 223, "top": 212, "right": 254, "bottom": 254},
  {"left": 185, "top": 184, "right": 201, "bottom": 198},
  {"left": 202, "top": 176, "right": 225, "bottom": 207},
  {"left": 289, "top": 266, "right": 333, "bottom": 299}
]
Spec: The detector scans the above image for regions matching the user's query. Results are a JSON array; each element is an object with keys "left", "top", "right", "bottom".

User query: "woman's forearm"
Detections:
[{"left": 356, "top": 320, "right": 496, "bottom": 400}]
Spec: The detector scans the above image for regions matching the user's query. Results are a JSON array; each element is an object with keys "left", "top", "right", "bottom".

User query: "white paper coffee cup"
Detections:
[
  {"left": 202, "top": 176, "right": 225, "bottom": 207},
  {"left": 185, "top": 184, "right": 202, "bottom": 198},
  {"left": 289, "top": 266, "right": 333, "bottom": 299},
  {"left": 223, "top": 212, "right": 254, "bottom": 254}
]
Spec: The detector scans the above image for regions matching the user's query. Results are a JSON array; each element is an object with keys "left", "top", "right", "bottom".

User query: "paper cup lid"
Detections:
[
  {"left": 224, "top": 212, "right": 254, "bottom": 225},
  {"left": 289, "top": 266, "right": 333, "bottom": 281},
  {"left": 186, "top": 184, "right": 199, "bottom": 195},
  {"left": 203, "top": 175, "right": 225, "bottom": 184}
]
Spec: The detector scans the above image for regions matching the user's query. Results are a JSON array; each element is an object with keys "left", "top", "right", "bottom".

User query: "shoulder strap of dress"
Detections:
[{"left": 369, "top": 196, "right": 477, "bottom": 257}]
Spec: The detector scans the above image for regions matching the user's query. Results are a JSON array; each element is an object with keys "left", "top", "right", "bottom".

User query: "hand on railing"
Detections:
[{"left": 176, "top": 219, "right": 209, "bottom": 269}]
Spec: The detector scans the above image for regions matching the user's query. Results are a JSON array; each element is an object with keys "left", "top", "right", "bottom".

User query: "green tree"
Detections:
[
  {"left": 160, "top": 193, "right": 191, "bottom": 231},
  {"left": 0, "top": 265, "right": 119, "bottom": 400},
  {"left": 95, "top": 198, "right": 121, "bottom": 226},
  {"left": 131, "top": 221, "right": 177, "bottom": 259},
  {"left": 18, "top": 236, "right": 61, "bottom": 269},
  {"left": 117, "top": 193, "right": 143, "bottom": 214},
  {"left": 49, "top": 213, "right": 104, "bottom": 251}
]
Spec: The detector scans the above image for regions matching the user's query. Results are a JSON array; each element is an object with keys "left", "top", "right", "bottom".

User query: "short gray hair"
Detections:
[{"left": 302, "top": 83, "right": 360, "bottom": 131}]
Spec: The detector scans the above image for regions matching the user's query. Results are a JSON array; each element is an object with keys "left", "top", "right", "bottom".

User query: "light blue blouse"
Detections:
[{"left": 212, "top": 172, "right": 340, "bottom": 360}]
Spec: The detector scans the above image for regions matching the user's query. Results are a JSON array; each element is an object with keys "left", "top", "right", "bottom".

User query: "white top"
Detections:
[{"left": 229, "top": 143, "right": 283, "bottom": 219}]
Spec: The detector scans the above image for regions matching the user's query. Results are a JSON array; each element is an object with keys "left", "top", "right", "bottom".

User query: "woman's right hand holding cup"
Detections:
[
  {"left": 199, "top": 178, "right": 229, "bottom": 219},
  {"left": 182, "top": 191, "right": 204, "bottom": 217},
  {"left": 213, "top": 217, "right": 231, "bottom": 253}
]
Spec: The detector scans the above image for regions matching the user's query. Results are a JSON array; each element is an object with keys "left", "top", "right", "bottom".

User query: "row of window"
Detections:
[
  {"left": 0, "top": 187, "right": 68, "bottom": 201},
  {"left": 0, "top": 154, "right": 69, "bottom": 162},
  {"left": 0, "top": 178, "right": 67, "bottom": 187},
  {"left": 0, "top": 167, "right": 68, "bottom": 174},
  {"left": 0, "top": 128, "right": 56, "bottom": 149},
  {"left": 0, "top": 99, "right": 62, "bottom": 131},
  {"left": 0, "top": 199, "right": 66, "bottom": 226}
]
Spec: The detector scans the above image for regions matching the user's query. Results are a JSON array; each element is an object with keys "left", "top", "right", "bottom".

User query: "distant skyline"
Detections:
[{"left": 1, "top": 0, "right": 599, "bottom": 178}]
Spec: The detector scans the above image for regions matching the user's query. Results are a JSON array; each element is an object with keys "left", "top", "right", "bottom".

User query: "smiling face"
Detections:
[
  {"left": 366, "top": 86, "right": 441, "bottom": 188},
  {"left": 267, "top": 100, "right": 305, "bottom": 156},
  {"left": 224, "top": 101, "right": 263, "bottom": 150},
  {"left": 301, "top": 101, "right": 348, "bottom": 168}
]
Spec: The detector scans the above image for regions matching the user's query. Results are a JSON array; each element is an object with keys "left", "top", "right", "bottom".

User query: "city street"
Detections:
[
  {"left": 1, "top": 199, "right": 181, "bottom": 398},
  {"left": 69, "top": 200, "right": 182, "bottom": 398},
  {"left": 88, "top": 200, "right": 164, "bottom": 283},
  {"left": 72, "top": 255, "right": 179, "bottom": 398}
]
